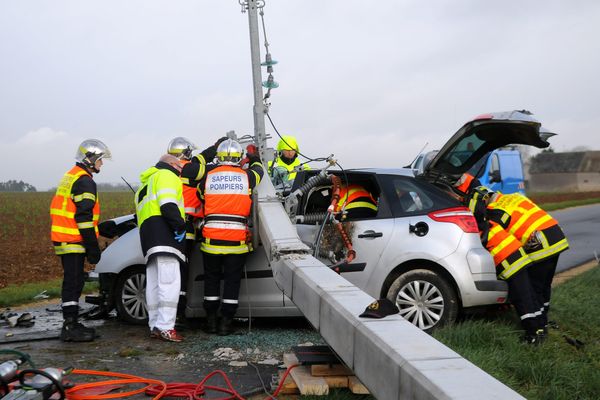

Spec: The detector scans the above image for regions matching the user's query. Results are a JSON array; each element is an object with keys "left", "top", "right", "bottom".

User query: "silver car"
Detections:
[{"left": 87, "top": 110, "right": 553, "bottom": 331}]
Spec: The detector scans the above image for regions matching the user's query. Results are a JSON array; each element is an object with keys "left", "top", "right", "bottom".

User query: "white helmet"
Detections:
[
  {"left": 75, "top": 139, "right": 111, "bottom": 172},
  {"left": 216, "top": 139, "right": 243, "bottom": 166},
  {"left": 167, "top": 137, "right": 197, "bottom": 160}
]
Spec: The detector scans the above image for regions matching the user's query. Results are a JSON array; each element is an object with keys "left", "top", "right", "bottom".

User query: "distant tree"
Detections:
[
  {"left": 0, "top": 180, "right": 37, "bottom": 192},
  {"left": 541, "top": 146, "right": 555, "bottom": 153},
  {"left": 570, "top": 145, "right": 590, "bottom": 152}
]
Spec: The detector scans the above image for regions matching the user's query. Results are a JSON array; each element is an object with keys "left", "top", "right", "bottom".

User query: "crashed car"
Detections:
[{"left": 87, "top": 110, "right": 554, "bottom": 332}]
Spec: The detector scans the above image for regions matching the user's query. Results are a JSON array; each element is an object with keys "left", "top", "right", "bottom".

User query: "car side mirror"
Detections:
[{"left": 489, "top": 170, "right": 501, "bottom": 183}]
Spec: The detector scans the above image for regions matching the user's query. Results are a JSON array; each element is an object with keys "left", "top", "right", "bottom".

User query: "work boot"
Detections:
[
  {"left": 535, "top": 328, "right": 547, "bottom": 344},
  {"left": 218, "top": 316, "right": 234, "bottom": 336},
  {"left": 61, "top": 318, "right": 94, "bottom": 342},
  {"left": 75, "top": 320, "right": 96, "bottom": 336},
  {"left": 205, "top": 312, "right": 218, "bottom": 334}
]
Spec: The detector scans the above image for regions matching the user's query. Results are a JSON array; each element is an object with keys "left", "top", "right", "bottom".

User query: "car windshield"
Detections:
[{"left": 439, "top": 131, "right": 486, "bottom": 169}]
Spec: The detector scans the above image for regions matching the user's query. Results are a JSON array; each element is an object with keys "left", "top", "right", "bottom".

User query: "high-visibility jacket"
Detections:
[
  {"left": 336, "top": 185, "right": 378, "bottom": 213},
  {"left": 201, "top": 165, "right": 253, "bottom": 255},
  {"left": 180, "top": 160, "right": 204, "bottom": 219},
  {"left": 135, "top": 164, "right": 186, "bottom": 263},
  {"left": 488, "top": 193, "right": 569, "bottom": 262},
  {"left": 485, "top": 222, "right": 532, "bottom": 280},
  {"left": 268, "top": 156, "right": 310, "bottom": 184},
  {"left": 50, "top": 165, "right": 100, "bottom": 255}
]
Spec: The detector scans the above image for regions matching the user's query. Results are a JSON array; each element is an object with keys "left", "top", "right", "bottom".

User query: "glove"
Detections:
[
  {"left": 174, "top": 230, "right": 186, "bottom": 243},
  {"left": 246, "top": 144, "right": 261, "bottom": 164},
  {"left": 86, "top": 243, "right": 101, "bottom": 264},
  {"left": 80, "top": 227, "right": 101, "bottom": 264}
]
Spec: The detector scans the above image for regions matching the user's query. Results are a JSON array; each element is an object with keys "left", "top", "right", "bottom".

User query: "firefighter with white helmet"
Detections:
[
  {"left": 164, "top": 136, "right": 229, "bottom": 314},
  {"left": 198, "top": 138, "right": 264, "bottom": 335},
  {"left": 50, "top": 139, "right": 111, "bottom": 342},
  {"left": 268, "top": 135, "right": 310, "bottom": 190}
]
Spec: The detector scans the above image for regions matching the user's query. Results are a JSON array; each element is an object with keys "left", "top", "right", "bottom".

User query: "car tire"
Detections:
[
  {"left": 114, "top": 265, "right": 148, "bottom": 325},
  {"left": 386, "top": 269, "right": 458, "bottom": 332}
]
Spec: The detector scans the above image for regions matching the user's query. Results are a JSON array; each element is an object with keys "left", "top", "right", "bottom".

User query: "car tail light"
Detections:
[{"left": 428, "top": 207, "right": 479, "bottom": 233}]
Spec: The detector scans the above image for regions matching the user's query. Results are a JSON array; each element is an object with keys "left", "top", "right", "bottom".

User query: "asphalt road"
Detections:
[{"left": 551, "top": 203, "right": 600, "bottom": 273}]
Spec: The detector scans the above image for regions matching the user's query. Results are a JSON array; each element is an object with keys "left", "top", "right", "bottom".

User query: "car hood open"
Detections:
[{"left": 422, "top": 110, "right": 555, "bottom": 179}]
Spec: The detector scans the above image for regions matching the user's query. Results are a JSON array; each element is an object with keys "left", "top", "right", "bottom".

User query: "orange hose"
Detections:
[{"left": 66, "top": 369, "right": 167, "bottom": 400}]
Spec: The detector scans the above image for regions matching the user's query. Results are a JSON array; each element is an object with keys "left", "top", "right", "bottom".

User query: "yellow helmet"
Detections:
[{"left": 277, "top": 136, "right": 299, "bottom": 153}]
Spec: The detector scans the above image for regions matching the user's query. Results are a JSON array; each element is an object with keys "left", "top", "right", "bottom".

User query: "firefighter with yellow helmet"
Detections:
[
  {"left": 268, "top": 135, "right": 310, "bottom": 190},
  {"left": 50, "top": 139, "right": 111, "bottom": 342}
]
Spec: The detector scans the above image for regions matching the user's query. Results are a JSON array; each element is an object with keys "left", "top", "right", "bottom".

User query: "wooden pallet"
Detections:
[{"left": 278, "top": 353, "right": 370, "bottom": 396}]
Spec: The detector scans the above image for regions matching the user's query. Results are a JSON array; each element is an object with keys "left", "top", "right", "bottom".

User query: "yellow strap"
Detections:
[
  {"left": 72, "top": 192, "right": 96, "bottom": 202},
  {"left": 77, "top": 221, "right": 95, "bottom": 229},
  {"left": 50, "top": 209, "right": 75, "bottom": 218},
  {"left": 54, "top": 243, "right": 86, "bottom": 255}
]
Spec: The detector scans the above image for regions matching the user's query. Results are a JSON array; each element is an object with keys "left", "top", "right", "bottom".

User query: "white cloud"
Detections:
[{"left": 16, "top": 127, "right": 68, "bottom": 146}]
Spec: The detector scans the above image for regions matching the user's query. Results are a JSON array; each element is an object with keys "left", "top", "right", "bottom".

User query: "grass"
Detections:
[
  {"left": 0, "top": 279, "right": 98, "bottom": 308},
  {"left": 433, "top": 265, "right": 600, "bottom": 400},
  {"left": 538, "top": 197, "right": 600, "bottom": 211}
]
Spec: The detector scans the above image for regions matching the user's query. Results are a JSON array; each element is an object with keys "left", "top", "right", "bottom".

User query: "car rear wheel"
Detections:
[
  {"left": 386, "top": 269, "right": 458, "bottom": 332},
  {"left": 114, "top": 265, "right": 148, "bottom": 325}
]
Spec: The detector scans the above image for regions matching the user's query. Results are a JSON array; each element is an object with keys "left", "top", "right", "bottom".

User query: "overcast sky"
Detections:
[{"left": 1, "top": 1, "right": 599, "bottom": 190}]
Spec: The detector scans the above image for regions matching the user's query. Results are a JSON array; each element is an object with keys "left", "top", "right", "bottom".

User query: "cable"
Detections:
[
  {"left": 265, "top": 113, "right": 331, "bottom": 164},
  {"left": 0, "top": 349, "right": 36, "bottom": 368}
]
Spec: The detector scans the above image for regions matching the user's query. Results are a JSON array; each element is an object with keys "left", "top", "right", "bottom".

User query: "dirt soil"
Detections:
[
  {"left": 0, "top": 303, "right": 324, "bottom": 399},
  {"left": 1, "top": 193, "right": 598, "bottom": 289}
]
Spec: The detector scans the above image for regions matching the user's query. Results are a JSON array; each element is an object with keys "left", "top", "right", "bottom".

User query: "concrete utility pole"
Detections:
[{"left": 245, "top": 0, "right": 269, "bottom": 164}]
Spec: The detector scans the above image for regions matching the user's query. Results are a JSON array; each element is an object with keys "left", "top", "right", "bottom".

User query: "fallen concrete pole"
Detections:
[{"left": 255, "top": 179, "right": 524, "bottom": 400}]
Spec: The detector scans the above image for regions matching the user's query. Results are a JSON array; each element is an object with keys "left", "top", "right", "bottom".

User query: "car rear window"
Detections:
[{"left": 379, "top": 175, "right": 461, "bottom": 217}]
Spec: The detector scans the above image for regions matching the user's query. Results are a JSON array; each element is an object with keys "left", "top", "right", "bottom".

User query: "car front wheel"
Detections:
[
  {"left": 114, "top": 265, "right": 148, "bottom": 325},
  {"left": 386, "top": 269, "right": 458, "bottom": 332}
]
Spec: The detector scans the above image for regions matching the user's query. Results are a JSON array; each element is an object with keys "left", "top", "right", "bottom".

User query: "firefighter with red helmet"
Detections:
[
  {"left": 198, "top": 139, "right": 264, "bottom": 335},
  {"left": 50, "top": 139, "right": 111, "bottom": 342},
  {"left": 455, "top": 174, "right": 545, "bottom": 343}
]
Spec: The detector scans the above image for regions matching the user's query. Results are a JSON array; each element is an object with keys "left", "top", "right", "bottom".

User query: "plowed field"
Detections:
[
  {"left": 0, "top": 192, "right": 134, "bottom": 288},
  {"left": 1, "top": 191, "right": 600, "bottom": 288}
]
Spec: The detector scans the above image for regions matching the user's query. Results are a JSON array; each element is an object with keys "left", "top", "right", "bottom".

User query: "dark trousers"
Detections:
[
  {"left": 60, "top": 253, "right": 86, "bottom": 319},
  {"left": 506, "top": 268, "right": 543, "bottom": 334},
  {"left": 202, "top": 252, "right": 247, "bottom": 318},
  {"left": 528, "top": 255, "right": 560, "bottom": 326}
]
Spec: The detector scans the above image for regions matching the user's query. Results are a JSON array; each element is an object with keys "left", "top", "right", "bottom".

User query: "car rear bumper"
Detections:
[{"left": 474, "top": 279, "right": 507, "bottom": 292}]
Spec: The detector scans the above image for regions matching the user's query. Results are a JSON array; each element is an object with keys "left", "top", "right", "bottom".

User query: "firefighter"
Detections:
[
  {"left": 199, "top": 139, "right": 264, "bottom": 335},
  {"left": 455, "top": 176, "right": 544, "bottom": 343},
  {"left": 485, "top": 191, "right": 569, "bottom": 334},
  {"left": 50, "top": 139, "right": 111, "bottom": 342},
  {"left": 166, "top": 136, "right": 227, "bottom": 303},
  {"left": 135, "top": 154, "right": 186, "bottom": 342},
  {"left": 335, "top": 184, "right": 378, "bottom": 220},
  {"left": 268, "top": 135, "right": 310, "bottom": 190}
]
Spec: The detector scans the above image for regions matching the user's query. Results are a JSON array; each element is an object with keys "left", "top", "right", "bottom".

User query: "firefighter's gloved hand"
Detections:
[
  {"left": 86, "top": 243, "right": 101, "bottom": 264},
  {"left": 174, "top": 230, "right": 186, "bottom": 243},
  {"left": 246, "top": 144, "right": 261, "bottom": 164},
  {"left": 215, "top": 136, "right": 229, "bottom": 147}
]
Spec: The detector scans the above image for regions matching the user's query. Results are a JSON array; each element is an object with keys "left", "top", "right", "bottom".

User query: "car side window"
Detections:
[
  {"left": 380, "top": 176, "right": 456, "bottom": 218},
  {"left": 490, "top": 153, "right": 500, "bottom": 175}
]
